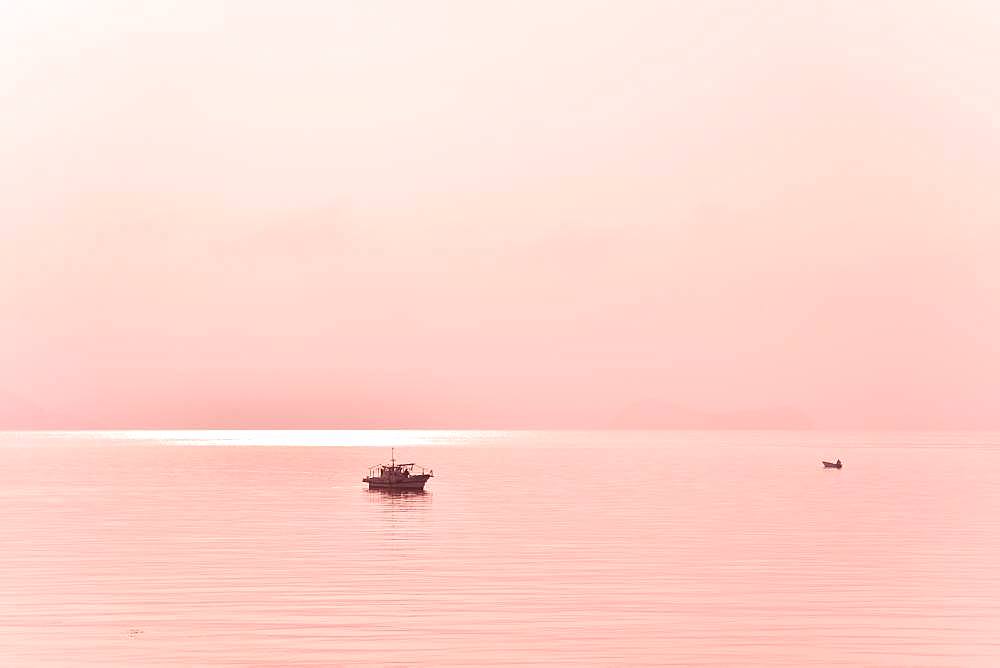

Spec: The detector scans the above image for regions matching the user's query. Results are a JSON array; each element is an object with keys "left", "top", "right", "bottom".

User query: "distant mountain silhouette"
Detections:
[
  {"left": 0, "top": 389, "right": 82, "bottom": 429},
  {"left": 0, "top": 389, "right": 813, "bottom": 430},
  {"left": 609, "top": 400, "right": 815, "bottom": 430}
]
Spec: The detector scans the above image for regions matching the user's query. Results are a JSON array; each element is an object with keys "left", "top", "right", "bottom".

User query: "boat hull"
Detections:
[{"left": 364, "top": 474, "right": 431, "bottom": 490}]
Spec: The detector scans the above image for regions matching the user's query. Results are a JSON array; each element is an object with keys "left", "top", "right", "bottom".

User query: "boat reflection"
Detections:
[
  {"left": 363, "top": 487, "right": 433, "bottom": 509},
  {"left": 365, "top": 487, "right": 429, "bottom": 498}
]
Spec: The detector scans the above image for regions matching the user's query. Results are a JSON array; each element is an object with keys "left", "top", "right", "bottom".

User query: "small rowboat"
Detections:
[{"left": 822, "top": 460, "right": 842, "bottom": 469}]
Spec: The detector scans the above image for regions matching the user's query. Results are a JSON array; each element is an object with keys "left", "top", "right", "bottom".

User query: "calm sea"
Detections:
[{"left": 0, "top": 430, "right": 998, "bottom": 666}]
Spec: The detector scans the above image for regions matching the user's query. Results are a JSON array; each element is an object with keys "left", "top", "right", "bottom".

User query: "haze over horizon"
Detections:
[{"left": 3, "top": 1, "right": 1000, "bottom": 430}]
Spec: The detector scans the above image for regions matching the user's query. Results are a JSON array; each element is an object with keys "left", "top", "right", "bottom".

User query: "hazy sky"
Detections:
[{"left": 3, "top": 1, "right": 999, "bottom": 428}]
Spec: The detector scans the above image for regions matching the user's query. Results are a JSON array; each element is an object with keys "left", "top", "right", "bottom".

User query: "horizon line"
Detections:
[{"left": 5, "top": 427, "right": 1000, "bottom": 434}]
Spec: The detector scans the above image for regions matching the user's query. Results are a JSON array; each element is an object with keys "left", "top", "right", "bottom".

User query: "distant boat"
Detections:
[
  {"left": 822, "top": 459, "right": 843, "bottom": 469},
  {"left": 363, "top": 448, "right": 434, "bottom": 490}
]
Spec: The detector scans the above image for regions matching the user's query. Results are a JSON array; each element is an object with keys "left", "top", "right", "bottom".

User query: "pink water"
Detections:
[{"left": 1, "top": 431, "right": 999, "bottom": 666}]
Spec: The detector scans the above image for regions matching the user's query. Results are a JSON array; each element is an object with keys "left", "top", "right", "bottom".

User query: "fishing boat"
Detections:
[
  {"left": 363, "top": 449, "right": 433, "bottom": 490},
  {"left": 822, "top": 459, "right": 843, "bottom": 469}
]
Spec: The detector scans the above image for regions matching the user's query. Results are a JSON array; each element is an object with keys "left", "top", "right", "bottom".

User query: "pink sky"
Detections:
[{"left": 2, "top": 1, "right": 999, "bottom": 429}]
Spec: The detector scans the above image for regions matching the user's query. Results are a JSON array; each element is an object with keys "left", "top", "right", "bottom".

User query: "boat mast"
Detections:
[{"left": 391, "top": 447, "right": 395, "bottom": 467}]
